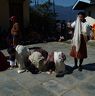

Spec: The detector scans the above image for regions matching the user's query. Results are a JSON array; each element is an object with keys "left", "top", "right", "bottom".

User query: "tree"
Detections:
[{"left": 30, "top": 0, "right": 57, "bottom": 40}]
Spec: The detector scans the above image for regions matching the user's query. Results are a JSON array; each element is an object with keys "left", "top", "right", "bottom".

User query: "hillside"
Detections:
[{"left": 55, "top": 5, "right": 80, "bottom": 21}]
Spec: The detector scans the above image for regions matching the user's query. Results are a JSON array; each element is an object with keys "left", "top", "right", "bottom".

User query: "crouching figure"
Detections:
[
  {"left": 29, "top": 51, "right": 45, "bottom": 72},
  {"left": 46, "top": 51, "right": 66, "bottom": 77},
  {"left": 15, "top": 45, "right": 30, "bottom": 73},
  {"left": 54, "top": 52, "right": 66, "bottom": 77}
]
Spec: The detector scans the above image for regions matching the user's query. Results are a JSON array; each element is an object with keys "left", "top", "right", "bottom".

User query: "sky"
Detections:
[{"left": 32, "top": 0, "right": 77, "bottom": 7}]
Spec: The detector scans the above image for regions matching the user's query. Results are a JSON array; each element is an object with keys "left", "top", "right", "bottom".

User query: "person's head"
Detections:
[
  {"left": 78, "top": 12, "right": 86, "bottom": 21},
  {"left": 67, "top": 21, "right": 71, "bottom": 28},
  {"left": 9, "top": 16, "right": 17, "bottom": 23}
]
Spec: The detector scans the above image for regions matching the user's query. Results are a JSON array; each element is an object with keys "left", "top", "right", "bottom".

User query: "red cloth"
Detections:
[
  {"left": 9, "top": 16, "right": 16, "bottom": 21},
  {"left": 70, "top": 34, "right": 87, "bottom": 59}
]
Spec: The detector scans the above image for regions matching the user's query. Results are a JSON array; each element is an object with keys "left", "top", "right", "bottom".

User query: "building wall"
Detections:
[
  {"left": 85, "top": 6, "right": 95, "bottom": 18},
  {"left": 0, "top": 0, "right": 30, "bottom": 33},
  {"left": 0, "top": 0, "right": 9, "bottom": 32},
  {"left": 23, "top": 0, "right": 30, "bottom": 28}
]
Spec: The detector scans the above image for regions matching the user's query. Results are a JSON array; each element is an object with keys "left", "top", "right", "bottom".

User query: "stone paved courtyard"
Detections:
[{"left": 0, "top": 41, "right": 95, "bottom": 96}]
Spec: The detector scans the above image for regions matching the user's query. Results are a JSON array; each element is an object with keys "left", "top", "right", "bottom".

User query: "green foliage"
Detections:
[{"left": 30, "top": 1, "right": 57, "bottom": 34}]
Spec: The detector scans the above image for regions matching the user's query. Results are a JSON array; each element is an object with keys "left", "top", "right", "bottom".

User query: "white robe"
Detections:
[
  {"left": 72, "top": 16, "right": 82, "bottom": 52},
  {"left": 71, "top": 16, "right": 91, "bottom": 52},
  {"left": 29, "top": 51, "right": 44, "bottom": 68},
  {"left": 15, "top": 45, "right": 30, "bottom": 70},
  {"left": 54, "top": 52, "right": 66, "bottom": 73}
]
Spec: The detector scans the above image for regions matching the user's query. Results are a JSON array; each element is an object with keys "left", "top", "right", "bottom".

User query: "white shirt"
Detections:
[{"left": 71, "top": 20, "right": 91, "bottom": 36}]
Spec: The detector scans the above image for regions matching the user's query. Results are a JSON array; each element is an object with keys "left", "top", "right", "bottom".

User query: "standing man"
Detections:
[
  {"left": 10, "top": 16, "right": 21, "bottom": 46},
  {"left": 7, "top": 16, "right": 21, "bottom": 68},
  {"left": 70, "top": 12, "right": 91, "bottom": 71}
]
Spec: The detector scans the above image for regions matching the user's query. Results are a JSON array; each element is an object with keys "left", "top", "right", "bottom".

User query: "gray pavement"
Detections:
[{"left": 0, "top": 41, "right": 95, "bottom": 96}]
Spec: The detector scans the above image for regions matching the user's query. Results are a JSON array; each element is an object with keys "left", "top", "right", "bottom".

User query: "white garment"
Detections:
[
  {"left": 71, "top": 18, "right": 91, "bottom": 36},
  {"left": 72, "top": 16, "right": 82, "bottom": 52},
  {"left": 15, "top": 45, "right": 30, "bottom": 70},
  {"left": 71, "top": 17, "right": 91, "bottom": 52},
  {"left": 9, "top": 60, "right": 16, "bottom": 66},
  {"left": 29, "top": 51, "right": 44, "bottom": 68},
  {"left": 54, "top": 52, "right": 65, "bottom": 73},
  {"left": 16, "top": 45, "right": 30, "bottom": 57},
  {"left": 81, "top": 21, "right": 91, "bottom": 36},
  {"left": 71, "top": 21, "right": 76, "bottom": 28},
  {"left": 85, "top": 16, "right": 95, "bottom": 26}
]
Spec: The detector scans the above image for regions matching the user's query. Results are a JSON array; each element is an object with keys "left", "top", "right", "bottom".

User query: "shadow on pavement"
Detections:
[
  {"left": 65, "top": 65, "right": 73, "bottom": 74},
  {"left": 0, "top": 62, "right": 10, "bottom": 72},
  {"left": 25, "top": 61, "right": 39, "bottom": 74},
  {"left": 29, "top": 47, "right": 41, "bottom": 50},
  {"left": 83, "top": 63, "right": 95, "bottom": 71}
]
